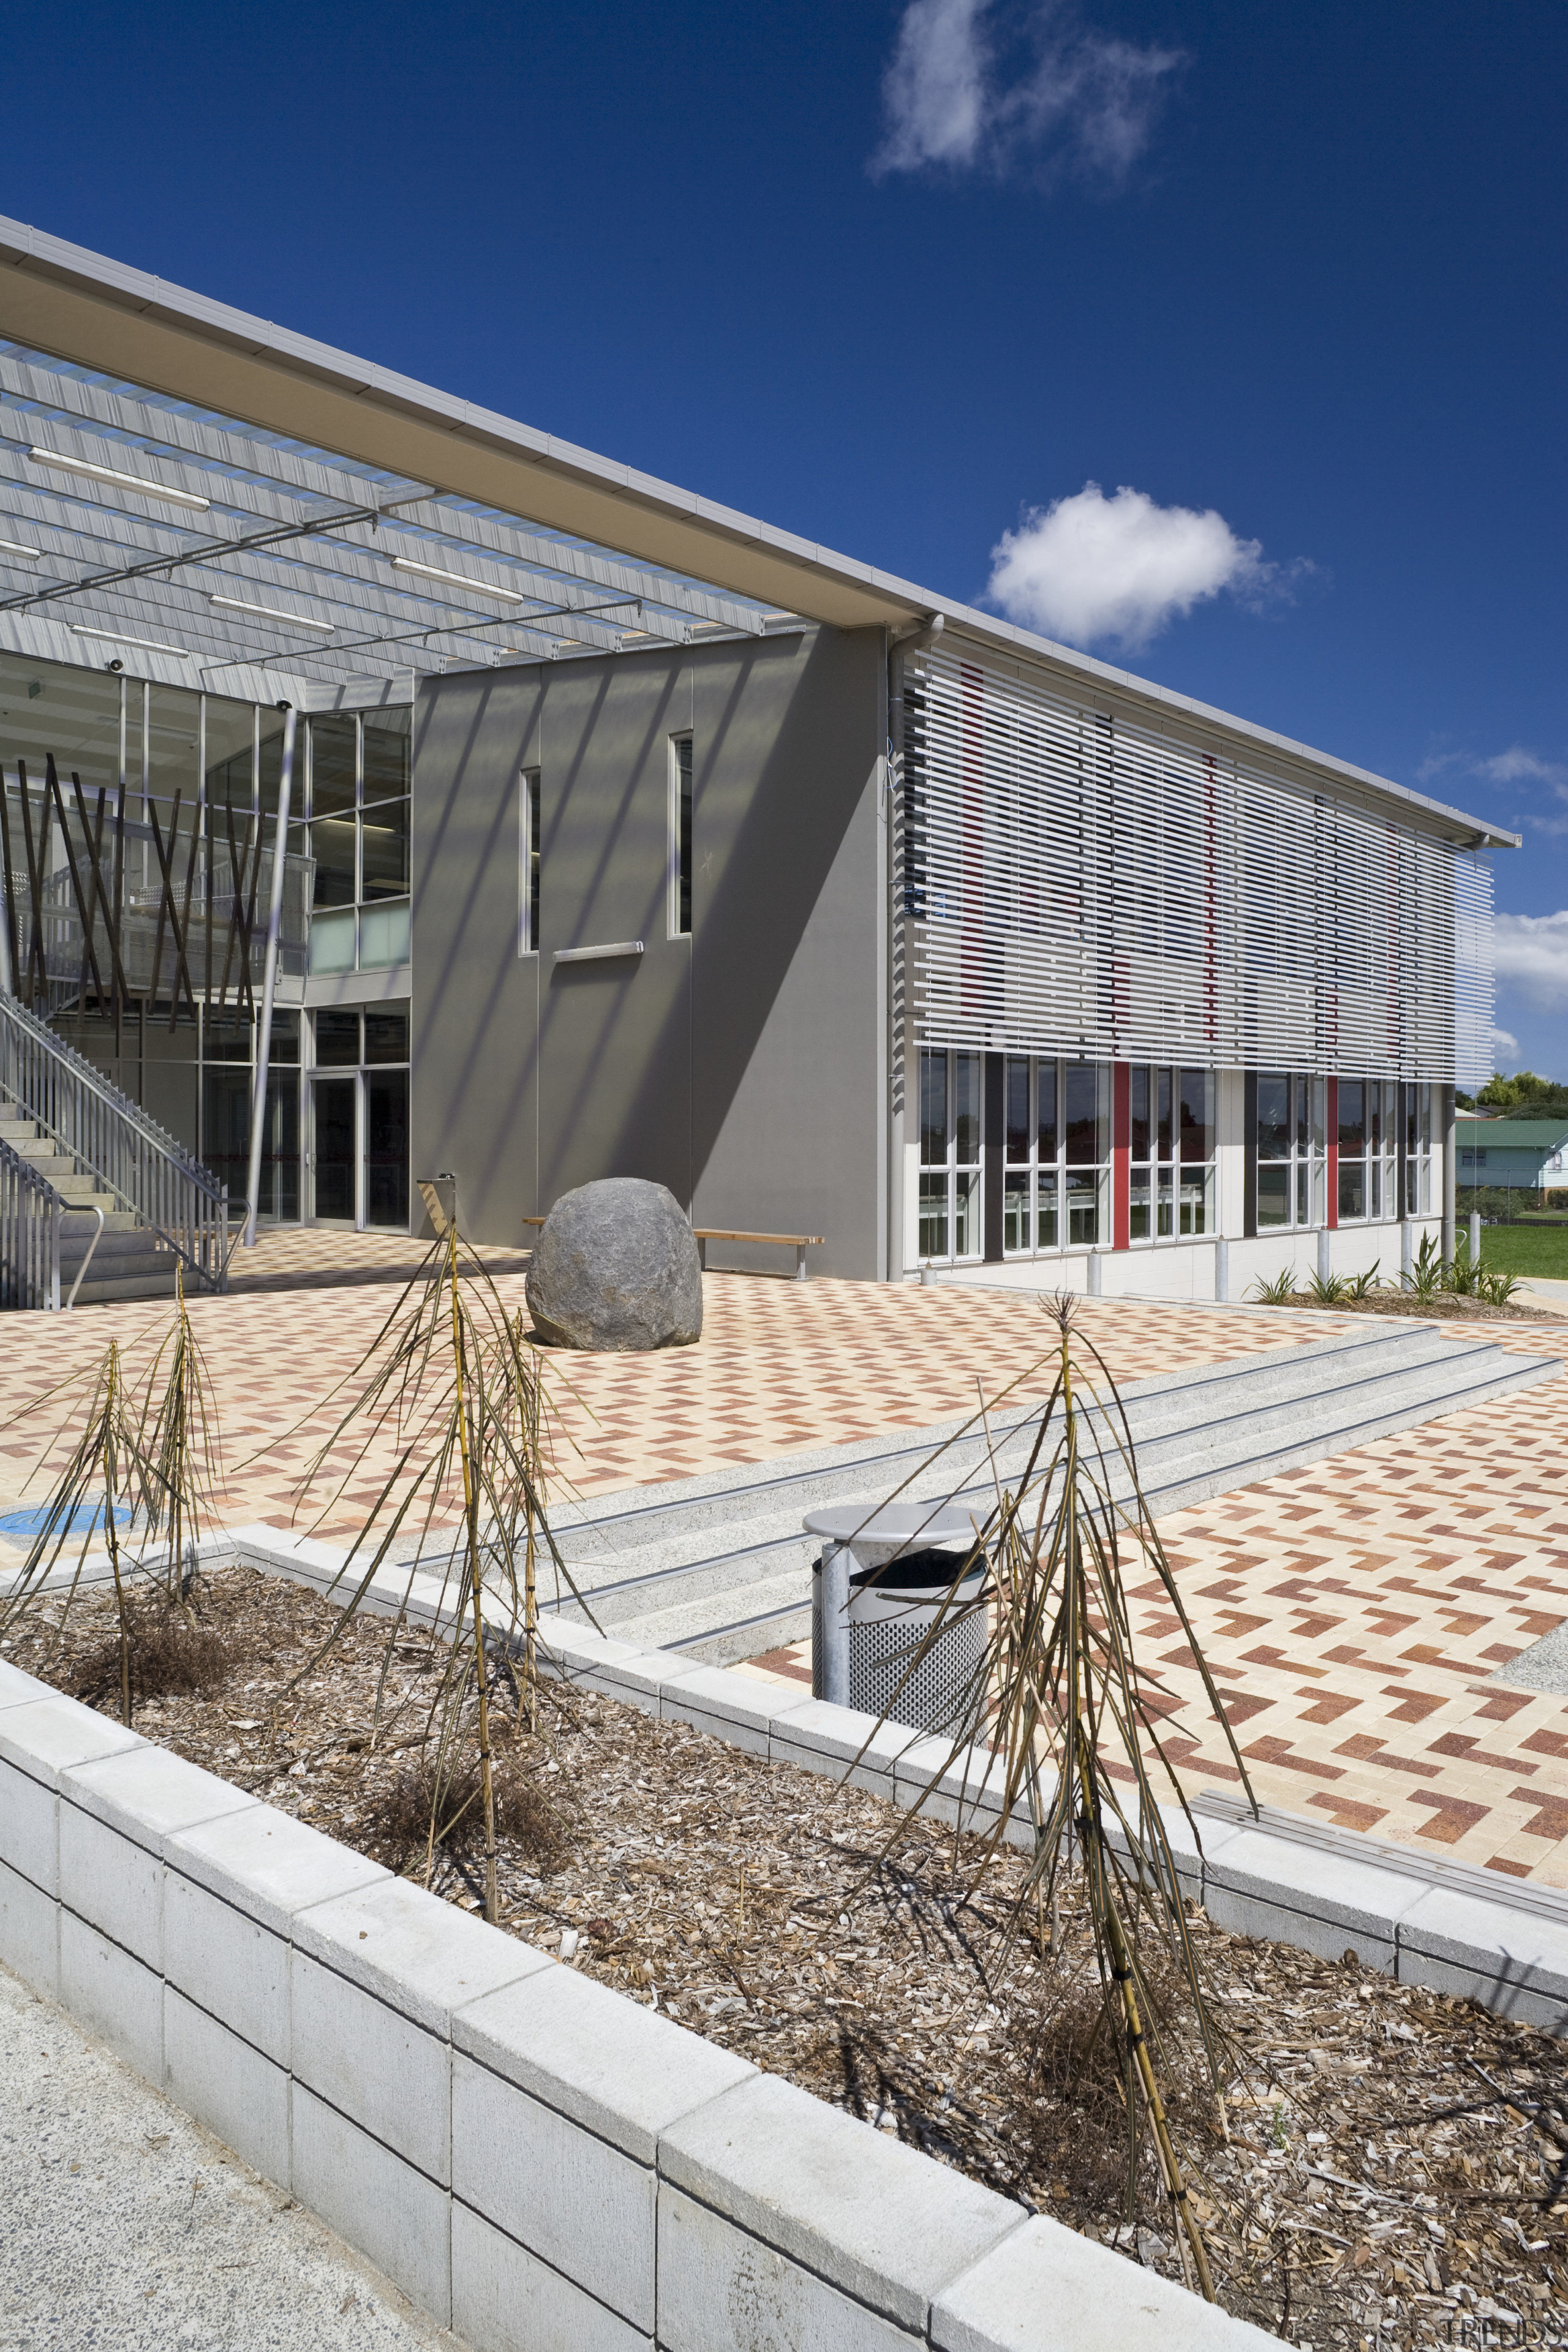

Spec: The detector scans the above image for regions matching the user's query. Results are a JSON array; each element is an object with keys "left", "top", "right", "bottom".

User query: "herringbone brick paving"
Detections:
[{"left": 4, "top": 1254, "right": 1565, "bottom": 1884}]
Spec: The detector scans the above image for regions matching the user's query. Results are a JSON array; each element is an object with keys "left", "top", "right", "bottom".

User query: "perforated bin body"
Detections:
[{"left": 846, "top": 1548, "right": 986, "bottom": 1735}]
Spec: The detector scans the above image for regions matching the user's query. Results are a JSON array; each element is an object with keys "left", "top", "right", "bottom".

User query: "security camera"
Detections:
[
  {"left": 106, "top": 658, "right": 124, "bottom": 673},
  {"left": 275, "top": 698, "right": 293, "bottom": 713}
]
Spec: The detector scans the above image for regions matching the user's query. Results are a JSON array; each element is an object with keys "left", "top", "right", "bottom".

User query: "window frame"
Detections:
[
  {"left": 668, "top": 733, "right": 693, "bottom": 940},
  {"left": 1336, "top": 1077, "right": 1400, "bottom": 1223},
  {"left": 1403, "top": 1082, "right": 1434, "bottom": 1215},
  {"left": 1253, "top": 1071, "right": 1327, "bottom": 1232},
  {"left": 518, "top": 767, "right": 541, "bottom": 956},
  {"left": 1000, "top": 1055, "right": 1110, "bottom": 1257},
  {"left": 1128, "top": 1065, "right": 1216, "bottom": 1244},
  {"left": 918, "top": 1046, "right": 984, "bottom": 1264}
]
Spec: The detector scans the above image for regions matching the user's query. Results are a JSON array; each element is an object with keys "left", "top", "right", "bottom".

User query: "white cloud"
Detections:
[
  {"left": 872, "top": 0, "right": 1183, "bottom": 186},
  {"left": 986, "top": 480, "right": 1295, "bottom": 651},
  {"left": 1477, "top": 745, "right": 1568, "bottom": 788},
  {"left": 875, "top": 0, "right": 991, "bottom": 172},
  {"left": 1489, "top": 1025, "right": 1520, "bottom": 1061},
  {"left": 1493, "top": 911, "right": 1568, "bottom": 1006}
]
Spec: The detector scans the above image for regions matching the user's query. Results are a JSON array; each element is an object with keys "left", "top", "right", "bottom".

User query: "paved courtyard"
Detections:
[
  {"left": 3, "top": 1264, "right": 1566, "bottom": 1890},
  {"left": 746, "top": 1315, "right": 1568, "bottom": 1890},
  {"left": 0, "top": 1272, "right": 1340, "bottom": 1534}
]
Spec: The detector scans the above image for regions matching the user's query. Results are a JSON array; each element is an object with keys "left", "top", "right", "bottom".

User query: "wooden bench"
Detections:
[
  {"left": 516, "top": 1215, "right": 824, "bottom": 1280},
  {"left": 692, "top": 1227, "right": 825, "bottom": 1281}
]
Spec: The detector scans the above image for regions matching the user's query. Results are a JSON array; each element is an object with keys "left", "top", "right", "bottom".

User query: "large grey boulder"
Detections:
[{"left": 526, "top": 1178, "right": 703, "bottom": 1351}]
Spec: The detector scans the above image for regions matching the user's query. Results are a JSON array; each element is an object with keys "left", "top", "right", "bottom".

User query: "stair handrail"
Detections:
[
  {"left": 0, "top": 1129, "right": 61, "bottom": 1311},
  {"left": 0, "top": 989, "right": 228, "bottom": 1292}
]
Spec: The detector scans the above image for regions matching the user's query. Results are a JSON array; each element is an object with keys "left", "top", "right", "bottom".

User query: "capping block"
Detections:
[
  {"left": 58, "top": 1744, "right": 257, "bottom": 1971},
  {"left": 0, "top": 1659, "right": 52, "bottom": 1710},
  {"left": 0, "top": 1698, "right": 145, "bottom": 1893},
  {"left": 1397, "top": 1883, "right": 1568, "bottom": 2032},
  {"left": 658, "top": 1662, "right": 807, "bottom": 1757},
  {"left": 658, "top": 2070, "right": 1025, "bottom": 2335},
  {"left": 767, "top": 1697, "right": 908, "bottom": 1797},
  {"left": 454, "top": 1960, "right": 755, "bottom": 2166},
  {"left": 167, "top": 1800, "right": 390, "bottom": 1936},
  {"left": 932, "top": 2212, "right": 1279, "bottom": 2352},
  {"left": 1201, "top": 1827, "right": 1425, "bottom": 1970}
]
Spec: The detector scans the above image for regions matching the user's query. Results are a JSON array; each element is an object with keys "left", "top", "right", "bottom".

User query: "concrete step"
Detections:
[
  {"left": 523, "top": 1321, "right": 1558, "bottom": 1660},
  {"left": 66, "top": 1268, "right": 181, "bottom": 1304},
  {"left": 604, "top": 1566, "right": 814, "bottom": 1667}
]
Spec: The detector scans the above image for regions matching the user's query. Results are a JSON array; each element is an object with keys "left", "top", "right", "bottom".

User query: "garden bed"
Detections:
[
  {"left": 1255, "top": 1291, "right": 1564, "bottom": 1324},
  {"left": 6, "top": 1566, "right": 1566, "bottom": 2345}
]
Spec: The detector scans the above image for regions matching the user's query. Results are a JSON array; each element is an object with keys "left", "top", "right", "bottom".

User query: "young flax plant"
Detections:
[
  {"left": 0, "top": 1275, "right": 225, "bottom": 1725},
  {"left": 271, "top": 1216, "right": 591, "bottom": 1924},
  {"left": 857, "top": 1295, "right": 1256, "bottom": 2304}
]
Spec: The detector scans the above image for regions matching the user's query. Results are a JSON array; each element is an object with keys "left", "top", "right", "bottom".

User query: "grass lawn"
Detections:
[{"left": 1480, "top": 1222, "right": 1568, "bottom": 1278}]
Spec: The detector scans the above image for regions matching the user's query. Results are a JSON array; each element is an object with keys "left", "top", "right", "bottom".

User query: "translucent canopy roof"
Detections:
[{"left": 0, "top": 339, "right": 791, "bottom": 696}]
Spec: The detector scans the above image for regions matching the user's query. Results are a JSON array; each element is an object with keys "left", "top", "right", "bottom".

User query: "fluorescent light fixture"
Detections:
[
  {"left": 390, "top": 554, "right": 526, "bottom": 603},
  {"left": 0, "top": 536, "right": 40, "bottom": 560},
  {"left": 30, "top": 447, "right": 211, "bottom": 511},
  {"left": 69, "top": 623, "right": 191, "bottom": 659},
  {"left": 210, "top": 592, "right": 334, "bottom": 634}
]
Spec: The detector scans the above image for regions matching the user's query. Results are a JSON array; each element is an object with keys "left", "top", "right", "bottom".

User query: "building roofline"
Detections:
[{"left": 0, "top": 213, "right": 1517, "bottom": 850}]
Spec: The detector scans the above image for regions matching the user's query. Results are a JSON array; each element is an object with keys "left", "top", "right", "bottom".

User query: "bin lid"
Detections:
[{"left": 803, "top": 1499, "right": 982, "bottom": 1544}]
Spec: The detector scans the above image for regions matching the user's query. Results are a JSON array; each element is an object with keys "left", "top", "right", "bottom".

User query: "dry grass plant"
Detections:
[
  {"left": 0, "top": 1273, "right": 225, "bottom": 1726},
  {"left": 852, "top": 1293, "right": 1257, "bottom": 2305},
  {"left": 268, "top": 1215, "right": 591, "bottom": 1924}
]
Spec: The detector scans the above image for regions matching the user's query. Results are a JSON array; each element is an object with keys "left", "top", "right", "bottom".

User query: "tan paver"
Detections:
[
  {"left": 742, "top": 1317, "right": 1568, "bottom": 1888},
  {"left": 0, "top": 1276, "right": 1333, "bottom": 1540}
]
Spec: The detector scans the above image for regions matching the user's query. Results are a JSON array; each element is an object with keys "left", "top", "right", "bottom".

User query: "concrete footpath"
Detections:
[{"left": 0, "top": 1959, "right": 467, "bottom": 2352}]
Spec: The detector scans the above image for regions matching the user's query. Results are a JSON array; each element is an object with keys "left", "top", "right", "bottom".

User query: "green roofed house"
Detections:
[
  {"left": 1455, "top": 1117, "right": 1568, "bottom": 1197},
  {"left": 0, "top": 216, "right": 1517, "bottom": 1307}
]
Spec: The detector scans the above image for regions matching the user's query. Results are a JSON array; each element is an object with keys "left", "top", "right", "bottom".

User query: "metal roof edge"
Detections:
[{"left": 0, "top": 214, "right": 1518, "bottom": 850}]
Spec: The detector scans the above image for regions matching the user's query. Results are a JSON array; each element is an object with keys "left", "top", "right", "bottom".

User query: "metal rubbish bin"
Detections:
[{"left": 805, "top": 1501, "right": 985, "bottom": 1734}]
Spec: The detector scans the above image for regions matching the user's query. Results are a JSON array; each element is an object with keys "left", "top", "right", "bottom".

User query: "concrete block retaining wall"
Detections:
[
  {"left": 0, "top": 1651, "right": 1275, "bottom": 2351},
  {"left": 6, "top": 1521, "right": 1567, "bottom": 2346}
]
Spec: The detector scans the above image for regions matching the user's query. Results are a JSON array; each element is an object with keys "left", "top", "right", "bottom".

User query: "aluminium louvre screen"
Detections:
[{"left": 897, "top": 646, "right": 1494, "bottom": 1088}]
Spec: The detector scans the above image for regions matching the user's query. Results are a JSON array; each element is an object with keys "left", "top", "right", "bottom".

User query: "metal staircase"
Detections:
[{"left": 0, "top": 991, "right": 231, "bottom": 1306}]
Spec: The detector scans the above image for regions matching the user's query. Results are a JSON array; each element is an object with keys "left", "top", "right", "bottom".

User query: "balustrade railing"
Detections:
[
  {"left": 0, "top": 990, "right": 230, "bottom": 1291},
  {"left": 0, "top": 1130, "right": 61, "bottom": 1310}
]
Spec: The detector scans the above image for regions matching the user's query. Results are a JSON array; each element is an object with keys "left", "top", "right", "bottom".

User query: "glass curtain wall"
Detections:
[
  {"left": 1129, "top": 1067, "right": 1215, "bottom": 1240},
  {"left": 1, "top": 649, "right": 413, "bottom": 1224},
  {"left": 1000, "top": 1058, "right": 1110, "bottom": 1254}
]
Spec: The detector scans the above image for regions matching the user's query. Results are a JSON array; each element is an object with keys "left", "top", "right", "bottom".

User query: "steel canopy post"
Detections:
[{"left": 242, "top": 706, "right": 296, "bottom": 1250}]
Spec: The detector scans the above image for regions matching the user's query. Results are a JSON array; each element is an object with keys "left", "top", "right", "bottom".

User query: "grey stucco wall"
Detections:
[{"left": 410, "top": 627, "right": 886, "bottom": 1277}]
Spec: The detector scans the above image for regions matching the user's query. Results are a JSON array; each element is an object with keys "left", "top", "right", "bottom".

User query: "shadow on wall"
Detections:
[{"left": 411, "top": 630, "right": 880, "bottom": 1253}]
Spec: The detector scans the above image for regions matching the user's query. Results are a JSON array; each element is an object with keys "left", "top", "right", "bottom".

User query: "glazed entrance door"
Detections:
[{"left": 310, "top": 1076, "right": 357, "bottom": 1223}]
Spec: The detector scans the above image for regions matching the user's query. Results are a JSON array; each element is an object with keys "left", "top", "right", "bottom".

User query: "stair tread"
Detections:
[{"left": 523, "top": 1332, "right": 1556, "bottom": 1655}]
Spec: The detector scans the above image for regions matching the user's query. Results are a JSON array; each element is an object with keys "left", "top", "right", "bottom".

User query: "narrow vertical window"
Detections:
[
  {"left": 670, "top": 734, "right": 693, "bottom": 937},
  {"left": 519, "top": 769, "right": 541, "bottom": 954}
]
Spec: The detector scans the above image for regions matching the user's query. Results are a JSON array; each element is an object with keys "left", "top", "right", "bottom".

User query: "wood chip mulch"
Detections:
[{"left": 7, "top": 1566, "right": 1567, "bottom": 2347}]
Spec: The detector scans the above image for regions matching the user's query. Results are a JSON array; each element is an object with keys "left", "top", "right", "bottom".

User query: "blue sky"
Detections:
[{"left": 7, "top": 1, "right": 1565, "bottom": 1075}]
